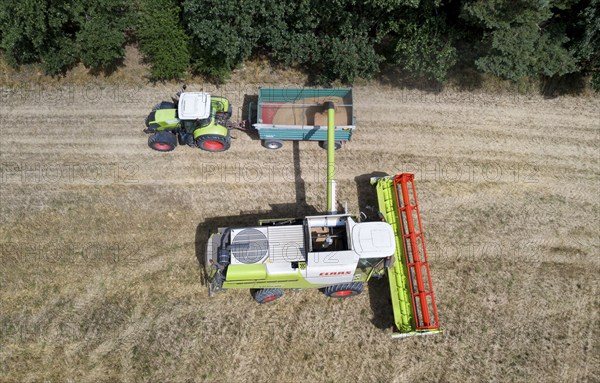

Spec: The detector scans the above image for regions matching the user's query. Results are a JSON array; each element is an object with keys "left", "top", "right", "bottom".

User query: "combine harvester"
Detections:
[{"left": 204, "top": 94, "right": 441, "bottom": 337}]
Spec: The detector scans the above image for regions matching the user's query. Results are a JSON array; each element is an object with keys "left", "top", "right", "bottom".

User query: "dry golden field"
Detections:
[{"left": 0, "top": 80, "right": 599, "bottom": 382}]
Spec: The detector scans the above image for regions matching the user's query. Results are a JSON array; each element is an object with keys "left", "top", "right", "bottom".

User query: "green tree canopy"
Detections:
[
  {"left": 137, "top": 0, "right": 190, "bottom": 80},
  {"left": 461, "top": 0, "right": 578, "bottom": 80},
  {"left": 0, "top": 0, "right": 130, "bottom": 75},
  {"left": 0, "top": 0, "right": 597, "bottom": 90}
]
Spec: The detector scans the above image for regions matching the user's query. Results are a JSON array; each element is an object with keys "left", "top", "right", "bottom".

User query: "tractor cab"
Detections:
[
  {"left": 178, "top": 92, "right": 212, "bottom": 120},
  {"left": 178, "top": 92, "right": 213, "bottom": 132}
]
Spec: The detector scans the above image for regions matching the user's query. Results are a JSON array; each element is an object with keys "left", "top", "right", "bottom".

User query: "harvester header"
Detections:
[{"left": 373, "top": 174, "right": 441, "bottom": 337}]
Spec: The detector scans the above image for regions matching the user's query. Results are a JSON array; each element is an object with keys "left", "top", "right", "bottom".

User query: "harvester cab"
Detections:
[{"left": 144, "top": 87, "right": 236, "bottom": 153}]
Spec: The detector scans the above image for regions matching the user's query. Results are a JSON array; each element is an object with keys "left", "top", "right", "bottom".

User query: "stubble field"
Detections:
[{"left": 1, "top": 82, "right": 598, "bottom": 382}]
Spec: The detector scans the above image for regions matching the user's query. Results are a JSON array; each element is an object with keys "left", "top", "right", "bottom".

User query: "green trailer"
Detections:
[{"left": 253, "top": 88, "right": 355, "bottom": 150}]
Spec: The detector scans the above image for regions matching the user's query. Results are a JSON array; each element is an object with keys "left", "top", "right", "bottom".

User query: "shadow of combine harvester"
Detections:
[
  {"left": 195, "top": 140, "right": 318, "bottom": 284},
  {"left": 193, "top": 148, "right": 398, "bottom": 331}
]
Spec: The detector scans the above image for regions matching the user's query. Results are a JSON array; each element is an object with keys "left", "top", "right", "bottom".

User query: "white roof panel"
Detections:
[{"left": 178, "top": 92, "right": 211, "bottom": 120}]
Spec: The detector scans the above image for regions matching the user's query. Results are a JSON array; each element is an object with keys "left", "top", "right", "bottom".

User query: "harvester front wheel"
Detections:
[
  {"left": 318, "top": 140, "right": 343, "bottom": 150},
  {"left": 252, "top": 288, "right": 284, "bottom": 304},
  {"left": 148, "top": 131, "right": 177, "bottom": 152},
  {"left": 324, "top": 282, "right": 363, "bottom": 298},
  {"left": 197, "top": 134, "right": 230, "bottom": 152},
  {"left": 262, "top": 139, "right": 283, "bottom": 150}
]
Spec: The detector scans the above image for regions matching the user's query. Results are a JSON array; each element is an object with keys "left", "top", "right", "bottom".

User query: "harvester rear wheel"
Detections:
[
  {"left": 252, "top": 288, "right": 284, "bottom": 304},
  {"left": 262, "top": 139, "right": 283, "bottom": 150},
  {"left": 197, "top": 134, "right": 231, "bottom": 152},
  {"left": 148, "top": 131, "right": 177, "bottom": 152},
  {"left": 318, "top": 140, "right": 343, "bottom": 150},
  {"left": 324, "top": 282, "right": 363, "bottom": 298}
]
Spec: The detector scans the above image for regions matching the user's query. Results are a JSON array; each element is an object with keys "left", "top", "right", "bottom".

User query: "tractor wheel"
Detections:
[
  {"left": 262, "top": 139, "right": 283, "bottom": 150},
  {"left": 152, "top": 101, "right": 176, "bottom": 111},
  {"left": 323, "top": 282, "right": 363, "bottom": 298},
  {"left": 252, "top": 288, "right": 284, "bottom": 304},
  {"left": 197, "top": 134, "right": 230, "bottom": 152},
  {"left": 318, "top": 140, "right": 343, "bottom": 150},
  {"left": 148, "top": 131, "right": 177, "bottom": 152}
]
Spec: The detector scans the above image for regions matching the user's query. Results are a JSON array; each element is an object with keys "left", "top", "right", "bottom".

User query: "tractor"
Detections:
[
  {"left": 143, "top": 86, "right": 243, "bottom": 152},
  {"left": 204, "top": 101, "right": 442, "bottom": 338}
]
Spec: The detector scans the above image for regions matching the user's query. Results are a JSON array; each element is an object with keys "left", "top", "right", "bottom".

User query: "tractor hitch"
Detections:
[{"left": 225, "top": 120, "right": 250, "bottom": 132}]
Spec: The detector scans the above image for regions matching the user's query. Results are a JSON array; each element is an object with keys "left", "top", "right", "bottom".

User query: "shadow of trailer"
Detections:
[{"left": 249, "top": 88, "right": 355, "bottom": 150}]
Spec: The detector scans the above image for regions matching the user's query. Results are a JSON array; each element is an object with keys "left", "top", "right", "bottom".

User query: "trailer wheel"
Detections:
[
  {"left": 262, "top": 139, "right": 283, "bottom": 150},
  {"left": 197, "top": 134, "right": 230, "bottom": 152},
  {"left": 148, "top": 131, "right": 177, "bottom": 152},
  {"left": 324, "top": 282, "right": 363, "bottom": 298},
  {"left": 252, "top": 288, "right": 284, "bottom": 303},
  {"left": 318, "top": 140, "right": 343, "bottom": 150}
]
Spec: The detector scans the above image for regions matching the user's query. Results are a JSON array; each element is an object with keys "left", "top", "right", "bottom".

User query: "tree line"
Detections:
[{"left": 1, "top": 0, "right": 598, "bottom": 91}]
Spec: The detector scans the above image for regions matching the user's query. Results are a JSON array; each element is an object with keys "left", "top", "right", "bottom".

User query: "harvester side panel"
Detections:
[{"left": 255, "top": 127, "right": 353, "bottom": 141}]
